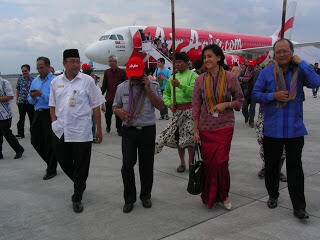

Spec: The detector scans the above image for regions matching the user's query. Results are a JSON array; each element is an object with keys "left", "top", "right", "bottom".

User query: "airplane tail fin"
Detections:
[{"left": 272, "top": 1, "right": 297, "bottom": 40}]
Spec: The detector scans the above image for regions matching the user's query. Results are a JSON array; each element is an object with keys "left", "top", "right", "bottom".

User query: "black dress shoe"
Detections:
[
  {"left": 43, "top": 172, "right": 57, "bottom": 180},
  {"left": 267, "top": 197, "right": 278, "bottom": 209},
  {"left": 123, "top": 203, "right": 134, "bottom": 213},
  {"left": 0, "top": 152, "right": 3, "bottom": 159},
  {"left": 117, "top": 131, "right": 122, "bottom": 136},
  {"left": 14, "top": 149, "right": 24, "bottom": 159},
  {"left": 294, "top": 209, "right": 309, "bottom": 219},
  {"left": 106, "top": 127, "right": 111, "bottom": 133},
  {"left": 73, "top": 201, "right": 84, "bottom": 213},
  {"left": 142, "top": 199, "right": 152, "bottom": 208}
]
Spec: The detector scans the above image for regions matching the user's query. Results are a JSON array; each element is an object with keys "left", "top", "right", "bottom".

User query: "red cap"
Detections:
[
  {"left": 126, "top": 57, "right": 145, "bottom": 77},
  {"left": 247, "top": 59, "right": 257, "bottom": 66},
  {"left": 81, "top": 63, "right": 93, "bottom": 70}
]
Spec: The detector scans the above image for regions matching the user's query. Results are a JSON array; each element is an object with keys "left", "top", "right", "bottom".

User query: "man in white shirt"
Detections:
[{"left": 49, "top": 49, "right": 105, "bottom": 213}]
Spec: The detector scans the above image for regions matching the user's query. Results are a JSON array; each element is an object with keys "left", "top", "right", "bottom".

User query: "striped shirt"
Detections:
[{"left": 0, "top": 77, "right": 14, "bottom": 120}]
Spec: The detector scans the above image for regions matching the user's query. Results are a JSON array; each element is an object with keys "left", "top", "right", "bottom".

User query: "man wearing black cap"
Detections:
[
  {"left": 113, "top": 57, "right": 164, "bottom": 213},
  {"left": 155, "top": 52, "right": 197, "bottom": 173},
  {"left": 28, "top": 57, "right": 57, "bottom": 180},
  {"left": 49, "top": 49, "right": 105, "bottom": 213}
]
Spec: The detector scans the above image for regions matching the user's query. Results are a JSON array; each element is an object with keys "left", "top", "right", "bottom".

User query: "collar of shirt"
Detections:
[{"left": 62, "top": 72, "right": 82, "bottom": 83}]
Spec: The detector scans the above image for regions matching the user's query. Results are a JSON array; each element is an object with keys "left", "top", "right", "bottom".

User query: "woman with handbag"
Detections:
[{"left": 192, "top": 44, "right": 244, "bottom": 209}]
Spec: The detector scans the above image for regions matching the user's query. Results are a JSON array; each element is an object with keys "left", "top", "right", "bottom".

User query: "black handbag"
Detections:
[{"left": 187, "top": 143, "right": 205, "bottom": 195}]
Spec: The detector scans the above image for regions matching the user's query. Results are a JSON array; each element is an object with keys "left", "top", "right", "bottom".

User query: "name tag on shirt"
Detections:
[{"left": 56, "top": 85, "right": 64, "bottom": 88}]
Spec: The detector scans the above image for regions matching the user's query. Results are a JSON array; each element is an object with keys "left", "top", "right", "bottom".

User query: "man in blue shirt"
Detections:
[
  {"left": 154, "top": 58, "right": 171, "bottom": 120},
  {"left": 28, "top": 57, "right": 57, "bottom": 180},
  {"left": 253, "top": 38, "right": 320, "bottom": 219}
]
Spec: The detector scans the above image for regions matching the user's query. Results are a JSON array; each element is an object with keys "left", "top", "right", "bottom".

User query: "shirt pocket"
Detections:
[{"left": 122, "top": 95, "right": 129, "bottom": 110}]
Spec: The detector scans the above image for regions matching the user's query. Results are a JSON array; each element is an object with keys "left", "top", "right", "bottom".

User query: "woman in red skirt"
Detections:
[{"left": 192, "top": 44, "right": 244, "bottom": 209}]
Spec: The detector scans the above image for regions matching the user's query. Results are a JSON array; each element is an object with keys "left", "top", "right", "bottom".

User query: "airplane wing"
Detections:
[{"left": 225, "top": 41, "right": 320, "bottom": 58}]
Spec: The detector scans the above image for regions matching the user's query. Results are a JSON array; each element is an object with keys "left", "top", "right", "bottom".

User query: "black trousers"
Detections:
[
  {"left": 30, "top": 110, "right": 57, "bottom": 174},
  {"left": 53, "top": 134, "right": 92, "bottom": 202},
  {"left": 264, "top": 136, "right": 306, "bottom": 210},
  {"left": 105, "top": 101, "right": 122, "bottom": 132},
  {"left": 242, "top": 97, "right": 256, "bottom": 124},
  {"left": 0, "top": 118, "right": 24, "bottom": 154},
  {"left": 121, "top": 125, "right": 156, "bottom": 204},
  {"left": 17, "top": 103, "right": 34, "bottom": 136}
]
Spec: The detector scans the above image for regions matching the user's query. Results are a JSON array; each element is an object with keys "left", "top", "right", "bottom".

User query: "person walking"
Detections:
[
  {"left": 0, "top": 76, "right": 24, "bottom": 159},
  {"left": 252, "top": 38, "right": 320, "bottom": 219},
  {"left": 192, "top": 44, "right": 244, "bottom": 209}
]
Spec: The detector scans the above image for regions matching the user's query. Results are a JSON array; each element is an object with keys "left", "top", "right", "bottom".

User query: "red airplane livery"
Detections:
[{"left": 85, "top": 2, "right": 319, "bottom": 69}]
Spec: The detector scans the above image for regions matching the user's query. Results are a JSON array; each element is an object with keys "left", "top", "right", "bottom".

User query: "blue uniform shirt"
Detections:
[
  {"left": 252, "top": 60, "right": 320, "bottom": 138},
  {"left": 28, "top": 72, "right": 55, "bottom": 110}
]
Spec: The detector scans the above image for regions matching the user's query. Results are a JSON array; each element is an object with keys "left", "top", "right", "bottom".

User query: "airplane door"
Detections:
[{"left": 129, "top": 27, "right": 146, "bottom": 49}]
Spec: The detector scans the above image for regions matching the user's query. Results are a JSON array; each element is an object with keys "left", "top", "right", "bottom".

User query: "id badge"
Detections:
[
  {"left": 69, "top": 90, "right": 76, "bottom": 107},
  {"left": 69, "top": 96, "right": 76, "bottom": 107},
  {"left": 212, "top": 112, "right": 219, "bottom": 118}
]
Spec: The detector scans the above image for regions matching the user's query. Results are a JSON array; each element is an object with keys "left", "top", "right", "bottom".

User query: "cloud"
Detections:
[{"left": 0, "top": 0, "right": 319, "bottom": 74}]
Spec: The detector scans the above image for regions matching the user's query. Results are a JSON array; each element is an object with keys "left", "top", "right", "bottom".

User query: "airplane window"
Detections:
[
  {"left": 117, "top": 35, "right": 124, "bottom": 40},
  {"left": 109, "top": 34, "right": 117, "bottom": 40},
  {"left": 99, "top": 35, "right": 110, "bottom": 41}
]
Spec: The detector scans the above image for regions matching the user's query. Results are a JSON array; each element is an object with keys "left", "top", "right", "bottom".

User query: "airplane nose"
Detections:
[{"left": 84, "top": 43, "right": 97, "bottom": 61}]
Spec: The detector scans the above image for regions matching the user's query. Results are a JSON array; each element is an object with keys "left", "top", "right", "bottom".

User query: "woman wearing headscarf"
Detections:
[{"left": 192, "top": 44, "right": 244, "bottom": 209}]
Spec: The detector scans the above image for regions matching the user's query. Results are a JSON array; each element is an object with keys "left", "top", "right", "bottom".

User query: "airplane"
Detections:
[{"left": 84, "top": 1, "right": 320, "bottom": 70}]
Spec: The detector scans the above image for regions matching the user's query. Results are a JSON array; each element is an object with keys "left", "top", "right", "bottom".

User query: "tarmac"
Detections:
[{"left": 1, "top": 76, "right": 320, "bottom": 240}]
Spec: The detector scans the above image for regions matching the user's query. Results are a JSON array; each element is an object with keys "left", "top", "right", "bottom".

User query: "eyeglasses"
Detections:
[
  {"left": 275, "top": 50, "right": 291, "bottom": 55},
  {"left": 22, "top": 70, "right": 28, "bottom": 73},
  {"left": 65, "top": 60, "right": 81, "bottom": 64}
]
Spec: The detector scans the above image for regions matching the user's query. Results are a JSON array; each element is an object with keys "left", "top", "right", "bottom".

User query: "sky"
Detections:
[{"left": 0, "top": 0, "right": 319, "bottom": 74}]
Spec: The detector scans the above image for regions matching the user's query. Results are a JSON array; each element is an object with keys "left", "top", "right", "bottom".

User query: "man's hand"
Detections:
[
  {"left": 95, "top": 129, "right": 103, "bottom": 144},
  {"left": 169, "top": 104, "right": 176, "bottom": 113},
  {"left": 142, "top": 76, "right": 151, "bottom": 90},
  {"left": 213, "top": 102, "right": 228, "bottom": 113},
  {"left": 30, "top": 90, "right": 42, "bottom": 99},
  {"left": 292, "top": 55, "right": 302, "bottom": 65},
  {"left": 101, "top": 104, "right": 106, "bottom": 112},
  {"left": 171, "top": 79, "right": 180, "bottom": 87},
  {"left": 274, "top": 91, "right": 289, "bottom": 102},
  {"left": 115, "top": 108, "right": 131, "bottom": 123}
]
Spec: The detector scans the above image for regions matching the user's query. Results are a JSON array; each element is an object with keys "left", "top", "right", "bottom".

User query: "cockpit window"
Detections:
[
  {"left": 109, "top": 34, "right": 117, "bottom": 40},
  {"left": 117, "top": 34, "right": 124, "bottom": 40},
  {"left": 99, "top": 35, "right": 110, "bottom": 41}
]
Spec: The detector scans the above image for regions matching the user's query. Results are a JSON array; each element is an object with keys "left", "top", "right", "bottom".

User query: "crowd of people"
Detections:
[{"left": 1, "top": 39, "right": 320, "bottom": 220}]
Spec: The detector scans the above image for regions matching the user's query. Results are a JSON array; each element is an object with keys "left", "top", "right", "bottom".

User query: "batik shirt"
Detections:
[
  {"left": 0, "top": 77, "right": 14, "bottom": 120},
  {"left": 16, "top": 76, "right": 34, "bottom": 103}
]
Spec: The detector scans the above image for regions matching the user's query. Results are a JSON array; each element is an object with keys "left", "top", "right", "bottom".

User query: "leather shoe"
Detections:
[
  {"left": 14, "top": 149, "right": 24, "bottom": 159},
  {"left": 294, "top": 209, "right": 309, "bottom": 219},
  {"left": 142, "top": 199, "right": 152, "bottom": 208},
  {"left": 123, "top": 203, "right": 134, "bottom": 213},
  {"left": 73, "top": 201, "right": 84, "bottom": 213},
  {"left": 106, "top": 127, "right": 110, "bottom": 133},
  {"left": 267, "top": 197, "right": 278, "bottom": 209},
  {"left": 43, "top": 172, "right": 57, "bottom": 180},
  {"left": 0, "top": 152, "right": 3, "bottom": 159}
]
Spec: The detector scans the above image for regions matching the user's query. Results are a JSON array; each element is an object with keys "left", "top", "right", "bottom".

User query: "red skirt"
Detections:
[{"left": 199, "top": 125, "right": 234, "bottom": 208}]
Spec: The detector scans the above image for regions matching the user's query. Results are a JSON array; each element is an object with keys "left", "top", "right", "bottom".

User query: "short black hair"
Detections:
[
  {"left": 315, "top": 62, "right": 319, "bottom": 65},
  {"left": 21, "top": 64, "right": 30, "bottom": 71},
  {"left": 37, "top": 57, "right": 51, "bottom": 66},
  {"left": 83, "top": 68, "right": 93, "bottom": 75},
  {"left": 202, "top": 44, "right": 225, "bottom": 66},
  {"left": 193, "top": 59, "right": 203, "bottom": 70},
  {"left": 234, "top": 63, "right": 239, "bottom": 66},
  {"left": 158, "top": 58, "right": 165, "bottom": 64},
  {"left": 273, "top": 38, "right": 294, "bottom": 51},
  {"left": 176, "top": 52, "right": 190, "bottom": 62}
]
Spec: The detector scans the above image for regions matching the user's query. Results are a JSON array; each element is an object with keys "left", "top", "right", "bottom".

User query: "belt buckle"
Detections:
[{"left": 136, "top": 126, "right": 142, "bottom": 130}]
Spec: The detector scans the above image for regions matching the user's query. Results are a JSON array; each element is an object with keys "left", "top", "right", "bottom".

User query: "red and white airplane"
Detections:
[{"left": 84, "top": 2, "right": 319, "bottom": 69}]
